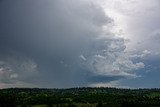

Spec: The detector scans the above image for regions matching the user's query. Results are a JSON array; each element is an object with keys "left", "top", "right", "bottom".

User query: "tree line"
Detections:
[{"left": 1, "top": 87, "right": 160, "bottom": 107}]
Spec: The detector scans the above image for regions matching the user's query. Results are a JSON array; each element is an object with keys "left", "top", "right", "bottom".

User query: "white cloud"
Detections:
[
  {"left": 79, "top": 55, "right": 86, "bottom": 61},
  {"left": 130, "top": 50, "right": 151, "bottom": 58},
  {"left": 10, "top": 73, "right": 18, "bottom": 79},
  {"left": 97, "top": 0, "right": 160, "bottom": 55},
  {"left": 82, "top": 36, "right": 145, "bottom": 78}
]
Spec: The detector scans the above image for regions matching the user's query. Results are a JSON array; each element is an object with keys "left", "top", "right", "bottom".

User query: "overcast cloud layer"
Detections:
[{"left": 0, "top": 0, "right": 159, "bottom": 88}]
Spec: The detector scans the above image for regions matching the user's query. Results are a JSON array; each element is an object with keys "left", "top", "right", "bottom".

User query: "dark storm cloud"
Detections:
[{"left": 0, "top": 0, "right": 143, "bottom": 88}]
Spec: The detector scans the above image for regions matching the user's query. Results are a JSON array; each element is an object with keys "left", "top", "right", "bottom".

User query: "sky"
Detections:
[{"left": 0, "top": 0, "right": 160, "bottom": 88}]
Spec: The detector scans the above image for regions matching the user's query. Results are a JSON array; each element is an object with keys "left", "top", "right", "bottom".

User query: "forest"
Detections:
[{"left": 1, "top": 87, "right": 160, "bottom": 107}]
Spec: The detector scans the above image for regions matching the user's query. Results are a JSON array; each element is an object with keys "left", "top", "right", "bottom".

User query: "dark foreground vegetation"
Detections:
[{"left": 1, "top": 87, "right": 160, "bottom": 107}]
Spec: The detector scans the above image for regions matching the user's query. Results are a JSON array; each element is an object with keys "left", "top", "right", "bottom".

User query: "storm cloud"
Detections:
[{"left": 0, "top": 0, "right": 144, "bottom": 88}]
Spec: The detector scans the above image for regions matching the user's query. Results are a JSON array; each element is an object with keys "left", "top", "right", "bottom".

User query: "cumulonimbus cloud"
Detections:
[{"left": 0, "top": 0, "right": 144, "bottom": 88}]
